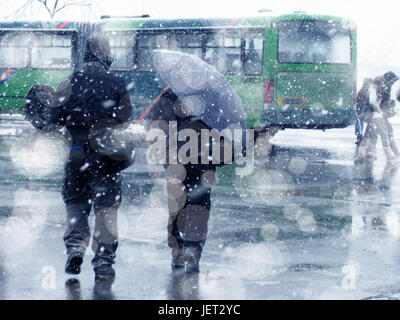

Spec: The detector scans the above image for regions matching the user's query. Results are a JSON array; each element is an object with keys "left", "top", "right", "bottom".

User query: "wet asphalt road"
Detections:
[{"left": 2, "top": 118, "right": 400, "bottom": 300}]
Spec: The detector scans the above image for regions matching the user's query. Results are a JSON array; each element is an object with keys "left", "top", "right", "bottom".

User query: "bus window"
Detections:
[
  {"left": 172, "top": 32, "right": 203, "bottom": 58},
  {"left": 205, "top": 30, "right": 241, "bottom": 75},
  {"left": 278, "top": 20, "right": 351, "bottom": 64},
  {"left": 136, "top": 33, "right": 169, "bottom": 71},
  {"left": 0, "top": 33, "right": 30, "bottom": 68},
  {"left": 108, "top": 31, "right": 135, "bottom": 70},
  {"left": 243, "top": 31, "right": 264, "bottom": 75},
  {"left": 136, "top": 31, "right": 205, "bottom": 71},
  {"left": 31, "top": 33, "right": 72, "bottom": 69}
]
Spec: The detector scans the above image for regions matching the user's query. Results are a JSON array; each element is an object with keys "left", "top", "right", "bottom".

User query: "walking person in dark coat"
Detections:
[{"left": 51, "top": 36, "right": 133, "bottom": 281}]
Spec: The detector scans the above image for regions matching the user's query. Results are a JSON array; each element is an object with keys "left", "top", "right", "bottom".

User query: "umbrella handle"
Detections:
[{"left": 135, "top": 85, "right": 170, "bottom": 123}]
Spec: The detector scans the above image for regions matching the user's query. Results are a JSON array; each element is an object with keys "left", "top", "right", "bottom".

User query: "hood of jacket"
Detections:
[{"left": 83, "top": 36, "right": 113, "bottom": 69}]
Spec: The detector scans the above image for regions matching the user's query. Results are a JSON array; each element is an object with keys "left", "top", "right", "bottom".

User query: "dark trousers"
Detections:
[
  {"left": 62, "top": 150, "right": 122, "bottom": 268},
  {"left": 363, "top": 117, "right": 390, "bottom": 149},
  {"left": 165, "top": 163, "right": 217, "bottom": 252}
]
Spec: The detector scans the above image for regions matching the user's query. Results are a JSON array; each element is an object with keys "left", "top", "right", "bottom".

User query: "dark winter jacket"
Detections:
[
  {"left": 53, "top": 37, "right": 133, "bottom": 170},
  {"left": 145, "top": 88, "right": 205, "bottom": 164},
  {"left": 54, "top": 62, "right": 132, "bottom": 144}
]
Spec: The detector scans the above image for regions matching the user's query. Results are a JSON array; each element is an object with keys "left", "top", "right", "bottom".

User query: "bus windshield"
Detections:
[{"left": 278, "top": 19, "right": 351, "bottom": 64}]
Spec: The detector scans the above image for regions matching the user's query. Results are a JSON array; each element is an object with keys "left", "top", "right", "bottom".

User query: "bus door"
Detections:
[{"left": 203, "top": 27, "right": 265, "bottom": 129}]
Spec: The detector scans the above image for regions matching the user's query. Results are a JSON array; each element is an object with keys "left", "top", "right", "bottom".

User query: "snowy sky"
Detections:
[{"left": 0, "top": 0, "right": 399, "bottom": 80}]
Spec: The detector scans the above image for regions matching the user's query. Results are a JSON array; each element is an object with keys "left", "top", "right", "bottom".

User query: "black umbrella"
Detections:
[{"left": 152, "top": 49, "right": 247, "bottom": 137}]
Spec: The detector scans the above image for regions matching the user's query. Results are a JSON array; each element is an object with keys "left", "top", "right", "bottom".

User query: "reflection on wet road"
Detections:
[{"left": 1, "top": 122, "right": 400, "bottom": 299}]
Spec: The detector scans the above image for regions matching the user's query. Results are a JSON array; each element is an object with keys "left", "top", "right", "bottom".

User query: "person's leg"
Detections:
[
  {"left": 376, "top": 119, "right": 395, "bottom": 160},
  {"left": 63, "top": 201, "right": 91, "bottom": 275},
  {"left": 165, "top": 164, "right": 187, "bottom": 267},
  {"left": 363, "top": 119, "right": 379, "bottom": 159},
  {"left": 358, "top": 121, "right": 373, "bottom": 160},
  {"left": 62, "top": 162, "right": 92, "bottom": 274},
  {"left": 91, "top": 168, "right": 122, "bottom": 279},
  {"left": 384, "top": 118, "right": 400, "bottom": 155},
  {"left": 63, "top": 202, "right": 91, "bottom": 255},
  {"left": 355, "top": 116, "right": 363, "bottom": 146},
  {"left": 355, "top": 119, "right": 365, "bottom": 163},
  {"left": 167, "top": 164, "right": 216, "bottom": 273},
  {"left": 92, "top": 205, "right": 119, "bottom": 279}
]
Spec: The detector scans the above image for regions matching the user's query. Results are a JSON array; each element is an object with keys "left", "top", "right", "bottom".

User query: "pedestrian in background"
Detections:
[
  {"left": 358, "top": 72, "right": 399, "bottom": 161},
  {"left": 377, "top": 71, "right": 400, "bottom": 156}
]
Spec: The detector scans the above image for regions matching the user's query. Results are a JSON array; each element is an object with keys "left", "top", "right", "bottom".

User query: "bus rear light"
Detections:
[{"left": 264, "top": 79, "right": 274, "bottom": 108}]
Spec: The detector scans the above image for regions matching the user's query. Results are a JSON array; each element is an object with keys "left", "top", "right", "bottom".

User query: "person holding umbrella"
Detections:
[{"left": 144, "top": 50, "right": 250, "bottom": 274}]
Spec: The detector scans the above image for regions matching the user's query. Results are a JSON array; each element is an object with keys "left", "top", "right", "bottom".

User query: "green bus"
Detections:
[{"left": 0, "top": 13, "right": 357, "bottom": 131}]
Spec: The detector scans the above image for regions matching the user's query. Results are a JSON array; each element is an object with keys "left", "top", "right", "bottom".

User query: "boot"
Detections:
[
  {"left": 171, "top": 246, "right": 202, "bottom": 273},
  {"left": 65, "top": 254, "right": 83, "bottom": 275},
  {"left": 171, "top": 246, "right": 185, "bottom": 271},
  {"left": 94, "top": 263, "right": 115, "bottom": 281},
  {"left": 183, "top": 246, "right": 202, "bottom": 273}
]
